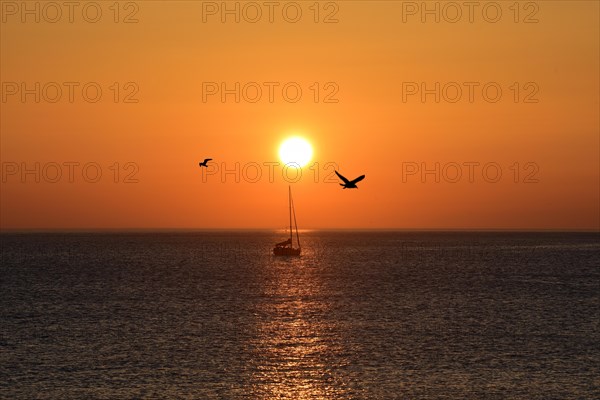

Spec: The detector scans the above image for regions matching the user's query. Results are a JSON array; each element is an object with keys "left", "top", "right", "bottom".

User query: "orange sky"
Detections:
[{"left": 1, "top": 1, "right": 598, "bottom": 230}]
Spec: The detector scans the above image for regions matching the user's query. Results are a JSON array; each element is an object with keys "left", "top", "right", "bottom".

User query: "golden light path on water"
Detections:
[{"left": 249, "top": 245, "right": 351, "bottom": 399}]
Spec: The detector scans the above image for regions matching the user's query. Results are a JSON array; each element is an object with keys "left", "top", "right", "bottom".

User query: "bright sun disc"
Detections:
[{"left": 279, "top": 137, "right": 313, "bottom": 168}]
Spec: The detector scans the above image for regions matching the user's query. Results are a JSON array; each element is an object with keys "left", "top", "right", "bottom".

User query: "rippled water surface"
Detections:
[{"left": 1, "top": 231, "right": 599, "bottom": 398}]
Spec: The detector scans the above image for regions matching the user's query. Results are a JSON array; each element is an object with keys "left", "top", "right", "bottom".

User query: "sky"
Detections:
[{"left": 1, "top": 1, "right": 599, "bottom": 230}]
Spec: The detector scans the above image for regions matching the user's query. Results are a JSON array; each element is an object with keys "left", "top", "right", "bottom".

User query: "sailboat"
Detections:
[{"left": 273, "top": 186, "right": 301, "bottom": 256}]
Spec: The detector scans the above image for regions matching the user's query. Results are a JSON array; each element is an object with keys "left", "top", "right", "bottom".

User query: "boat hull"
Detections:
[{"left": 273, "top": 247, "right": 301, "bottom": 256}]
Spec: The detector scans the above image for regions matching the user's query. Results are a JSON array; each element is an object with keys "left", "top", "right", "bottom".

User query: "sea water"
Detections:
[{"left": 1, "top": 231, "right": 598, "bottom": 398}]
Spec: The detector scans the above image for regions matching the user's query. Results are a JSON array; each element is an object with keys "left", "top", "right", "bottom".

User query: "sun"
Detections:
[{"left": 279, "top": 137, "right": 313, "bottom": 168}]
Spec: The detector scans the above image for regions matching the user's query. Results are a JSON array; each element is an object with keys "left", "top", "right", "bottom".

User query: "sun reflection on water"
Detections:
[{"left": 248, "top": 252, "right": 350, "bottom": 399}]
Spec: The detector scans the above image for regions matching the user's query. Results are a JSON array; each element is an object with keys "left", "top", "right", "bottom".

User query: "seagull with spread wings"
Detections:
[
  {"left": 335, "top": 170, "right": 365, "bottom": 189},
  {"left": 198, "top": 158, "right": 213, "bottom": 167}
]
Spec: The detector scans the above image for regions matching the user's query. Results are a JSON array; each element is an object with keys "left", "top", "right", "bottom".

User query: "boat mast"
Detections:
[
  {"left": 288, "top": 185, "right": 292, "bottom": 243},
  {"left": 291, "top": 187, "right": 300, "bottom": 248}
]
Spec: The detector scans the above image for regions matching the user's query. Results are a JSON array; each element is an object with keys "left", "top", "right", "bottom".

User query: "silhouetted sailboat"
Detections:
[{"left": 273, "top": 186, "right": 301, "bottom": 256}]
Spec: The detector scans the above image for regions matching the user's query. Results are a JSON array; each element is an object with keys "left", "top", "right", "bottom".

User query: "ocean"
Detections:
[{"left": 1, "top": 231, "right": 599, "bottom": 399}]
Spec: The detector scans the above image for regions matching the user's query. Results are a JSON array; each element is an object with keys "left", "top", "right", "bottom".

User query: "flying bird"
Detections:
[
  {"left": 199, "top": 158, "right": 213, "bottom": 167},
  {"left": 335, "top": 170, "right": 365, "bottom": 189}
]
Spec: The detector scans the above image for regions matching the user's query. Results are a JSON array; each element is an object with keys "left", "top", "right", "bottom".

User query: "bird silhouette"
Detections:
[
  {"left": 199, "top": 158, "right": 213, "bottom": 167},
  {"left": 335, "top": 170, "right": 365, "bottom": 189}
]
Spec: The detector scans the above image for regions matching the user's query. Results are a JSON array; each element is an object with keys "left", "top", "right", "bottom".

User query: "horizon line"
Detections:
[{"left": 1, "top": 227, "right": 599, "bottom": 234}]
